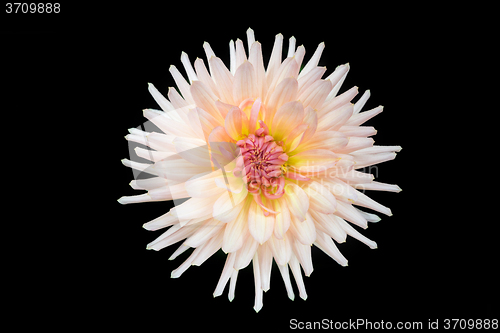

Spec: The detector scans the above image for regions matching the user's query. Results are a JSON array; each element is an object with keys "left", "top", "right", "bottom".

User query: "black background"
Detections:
[{"left": 2, "top": 3, "right": 496, "bottom": 330}]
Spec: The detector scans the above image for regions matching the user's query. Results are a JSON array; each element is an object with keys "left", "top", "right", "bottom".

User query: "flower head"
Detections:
[{"left": 119, "top": 28, "right": 401, "bottom": 312}]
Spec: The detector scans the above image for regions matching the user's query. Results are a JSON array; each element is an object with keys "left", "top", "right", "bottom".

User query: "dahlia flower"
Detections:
[{"left": 119, "top": 28, "right": 401, "bottom": 312}]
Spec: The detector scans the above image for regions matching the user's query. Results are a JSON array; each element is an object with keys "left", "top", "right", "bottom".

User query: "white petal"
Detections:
[
  {"left": 258, "top": 243, "right": 273, "bottom": 292},
  {"left": 314, "top": 230, "right": 348, "bottom": 266},
  {"left": 252, "top": 253, "right": 264, "bottom": 313},
  {"left": 309, "top": 210, "right": 347, "bottom": 243},
  {"left": 248, "top": 200, "right": 275, "bottom": 244},
  {"left": 298, "top": 42, "right": 325, "bottom": 80},
  {"left": 183, "top": 218, "right": 224, "bottom": 248},
  {"left": 304, "top": 181, "right": 337, "bottom": 214},
  {"left": 265, "top": 33, "right": 284, "bottom": 88},
  {"left": 209, "top": 57, "right": 234, "bottom": 105},
  {"left": 291, "top": 237, "right": 313, "bottom": 276},
  {"left": 353, "top": 181, "right": 402, "bottom": 193},
  {"left": 142, "top": 211, "right": 178, "bottom": 231},
  {"left": 336, "top": 218, "right": 378, "bottom": 249},
  {"left": 180, "top": 52, "right": 198, "bottom": 83},
  {"left": 234, "top": 233, "right": 259, "bottom": 270},
  {"left": 277, "top": 264, "right": 295, "bottom": 301},
  {"left": 283, "top": 182, "right": 309, "bottom": 222},
  {"left": 228, "top": 269, "right": 238, "bottom": 302},
  {"left": 334, "top": 200, "right": 368, "bottom": 229},
  {"left": 222, "top": 200, "right": 250, "bottom": 253},
  {"left": 213, "top": 252, "right": 237, "bottom": 297},
  {"left": 345, "top": 105, "right": 384, "bottom": 126},
  {"left": 169, "top": 65, "right": 195, "bottom": 105},
  {"left": 268, "top": 233, "right": 292, "bottom": 266},
  {"left": 288, "top": 212, "right": 316, "bottom": 245},
  {"left": 353, "top": 190, "right": 393, "bottom": 216},
  {"left": 289, "top": 254, "right": 307, "bottom": 300},
  {"left": 353, "top": 89, "right": 370, "bottom": 114}
]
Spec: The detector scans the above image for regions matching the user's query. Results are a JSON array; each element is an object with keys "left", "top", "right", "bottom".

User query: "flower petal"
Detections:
[
  {"left": 304, "top": 181, "right": 337, "bottom": 214},
  {"left": 288, "top": 211, "right": 316, "bottom": 245},
  {"left": 248, "top": 199, "right": 275, "bottom": 244},
  {"left": 335, "top": 217, "right": 378, "bottom": 249},
  {"left": 265, "top": 78, "right": 299, "bottom": 126},
  {"left": 222, "top": 199, "right": 250, "bottom": 253},
  {"left": 271, "top": 101, "right": 304, "bottom": 141},
  {"left": 319, "top": 86, "right": 358, "bottom": 119},
  {"left": 295, "top": 131, "right": 348, "bottom": 154},
  {"left": 291, "top": 236, "right": 313, "bottom": 276},
  {"left": 284, "top": 182, "right": 309, "bottom": 222},
  {"left": 309, "top": 210, "right": 347, "bottom": 243},
  {"left": 213, "top": 252, "right": 236, "bottom": 297},
  {"left": 298, "top": 42, "right": 325, "bottom": 80},
  {"left": 190, "top": 81, "right": 224, "bottom": 124},
  {"left": 288, "top": 149, "right": 340, "bottom": 174},
  {"left": 298, "top": 79, "right": 332, "bottom": 111},
  {"left": 268, "top": 233, "right": 292, "bottom": 266},
  {"left": 209, "top": 56, "right": 234, "bottom": 105},
  {"left": 233, "top": 61, "right": 258, "bottom": 103},
  {"left": 224, "top": 107, "right": 244, "bottom": 141},
  {"left": 317, "top": 103, "right": 354, "bottom": 131},
  {"left": 314, "top": 230, "right": 348, "bottom": 266},
  {"left": 289, "top": 255, "right": 307, "bottom": 300},
  {"left": 272, "top": 197, "right": 291, "bottom": 239}
]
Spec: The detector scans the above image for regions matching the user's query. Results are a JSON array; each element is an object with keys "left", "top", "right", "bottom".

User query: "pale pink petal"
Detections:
[
  {"left": 209, "top": 56, "right": 235, "bottom": 105},
  {"left": 169, "top": 65, "right": 195, "bottom": 105},
  {"left": 248, "top": 42, "right": 267, "bottom": 100},
  {"left": 224, "top": 107, "right": 244, "bottom": 141},
  {"left": 268, "top": 233, "right": 292, "bottom": 266},
  {"left": 298, "top": 79, "right": 332, "bottom": 110},
  {"left": 314, "top": 230, "right": 348, "bottom": 266},
  {"left": 298, "top": 42, "right": 325, "bottom": 80},
  {"left": 299, "top": 106, "right": 318, "bottom": 145},
  {"left": 180, "top": 52, "right": 198, "bottom": 83},
  {"left": 335, "top": 218, "right": 378, "bottom": 249},
  {"left": 291, "top": 236, "right": 313, "bottom": 276},
  {"left": 353, "top": 152, "right": 396, "bottom": 169},
  {"left": 233, "top": 61, "right": 258, "bottom": 103},
  {"left": 235, "top": 39, "right": 247, "bottom": 70},
  {"left": 339, "top": 125, "right": 377, "bottom": 137},
  {"left": 265, "top": 78, "right": 299, "bottom": 126},
  {"left": 297, "top": 67, "right": 327, "bottom": 97},
  {"left": 353, "top": 190, "right": 393, "bottom": 216},
  {"left": 173, "top": 136, "right": 213, "bottom": 167},
  {"left": 289, "top": 255, "right": 307, "bottom": 300},
  {"left": 272, "top": 197, "right": 291, "bottom": 239},
  {"left": 277, "top": 264, "right": 295, "bottom": 300},
  {"left": 142, "top": 212, "right": 178, "bottom": 231},
  {"left": 287, "top": 149, "right": 340, "bottom": 174},
  {"left": 191, "top": 231, "right": 224, "bottom": 265},
  {"left": 258, "top": 243, "right": 273, "bottom": 291},
  {"left": 309, "top": 210, "right": 347, "bottom": 243},
  {"left": 287, "top": 36, "right": 296, "bottom": 57},
  {"left": 322, "top": 178, "right": 358, "bottom": 203},
  {"left": 353, "top": 89, "right": 371, "bottom": 114},
  {"left": 271, "top": 101, "right": 304, "bottom": 141},
  {"left": 184, "top": 218, "right": 224, "bottom": 247},
  {"left": 228, "top": 270, "right": 238, "bottom": 302},
  {"left": 336, "top": 137, "right": 374, "bottom": 154},
  {"left": 317, "top": 103, "right": 354, "bottom": 131},
  {"left": 345, "top": 105, "right": 384, "bottom": 126},
  {"left": 252, "top": 253, "right": 263, "bottom": 313},
  {"left": 352, "top": 181, "right": 402, "bottom": 193},
  {"left": 295, "top": 131, "right": 348, "bottom": 154},
  {"left": 222, "top": 205, "right": 249, "bottom": 253},
  {"left": 334, "top": 200, "right": 368, "bottom": 229},
  {"left": 190, "top": 80, "right": 224, "bottom": 124},
  {"left": 213, "top": 189, "right": 248, "bottom": 223},
  {"left": 148, "top": 83, "right": 175, "bottom": 112},
  {"left": 234, "top": 233, "right": 259, "bottom": 270},
  {"left": 304, "top": 181, "right": 337, "bottom": 214},
  {"left": 288, "top": 212, "right": 316, "bottom": 245},
  {"left": 265, "top": 33, "right": 283, "bottom": 88},
  {"left": 229, "top": 39, "right": 236, "bottom": 74},
  {"left": 194, "top": 58, "right": 220, "bottom": 98},
  {"left": 320, "top": 86, "right": 358, "bottom": 119},
  {"left": 213, "top": 252, "right": 237, "bottom": 297},
  {"left": 146, "top": 223, "right": 199, "bottom": 251},
  {"left": 324, "top": 63, "right": 349, "bottom": 99},
  {"left": 248, "top": 199, "right": 275, "bottom": 244},
  {"left": 283, "top": 182, "right": 310, "bottom": 222}
]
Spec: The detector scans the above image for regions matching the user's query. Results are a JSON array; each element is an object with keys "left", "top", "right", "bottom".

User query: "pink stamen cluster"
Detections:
[{"left": 234, "top": 120, "right": 288, "bottom": 215}]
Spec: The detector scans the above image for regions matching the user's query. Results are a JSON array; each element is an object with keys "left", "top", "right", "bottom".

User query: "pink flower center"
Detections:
[{"left": 235, "top": 120, "right": 288, "bottom": 214}]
